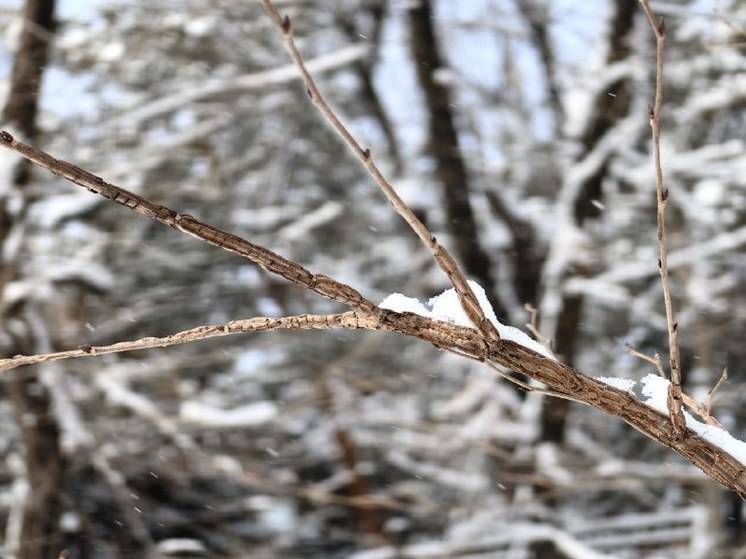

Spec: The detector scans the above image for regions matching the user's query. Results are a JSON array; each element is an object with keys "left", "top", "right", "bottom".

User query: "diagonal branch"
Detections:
[
  {"left": 0, "top": 130, "right": 376, "bottom": 313},
  {"left": 0, "top": 313, "right": 368, "bottom": 372},
  {"left": 638, "top": 0, "right": 686, "bottom": 438},
  {"left": 257, "top": 0, "right": 501, "bottom": 343},
  {"left": 4, "top": 300, "right": 746, "bottom": 498},
  {"left": 2, "top": 83, "right": 746, "bottom": 497}
]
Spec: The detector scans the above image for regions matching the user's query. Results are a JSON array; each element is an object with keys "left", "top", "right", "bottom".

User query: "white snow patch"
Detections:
[
  {"left": 185, "top": 16, "right": 215, "bottom": 37},
  {"left": 99, "top": 41, "right": 124, "bottom": 62},
  {"left": 596, "top": 376, "right": 636, "bottom": 394},
  {"left": 29, "top": 193, "right": 101, "bottom": 228},
  {"left": 379, "top": 293, "right": 429, "bottom": 316},
  {"left": 639, "top": 373, "right": 669, "bottom": 414},
  {"left": 639, "top": 374, "right": 746, "bottom": 465},
  {"left": 180, "top": 400, "right": 277, "bottom": 428},
  {"left": 597, "top": 373, "right": 746, "bottom": 466},
  {"left": 278, "top": 201, "right": 343, "bottom": 241},
  {"left": 156, "top": 539, "right": 207, "bottom": 555},
  {"left": 232, "top": 348, "right": 284, "bottom": 376},
  {"left": 693, "top": 179, "right": 725, "bottom": 207},
  {"left": 0, "top": 144, "right": 21, "bottom": 198},
  {"left": 380, "top": 280, "right": 555, "bottom": 360}
]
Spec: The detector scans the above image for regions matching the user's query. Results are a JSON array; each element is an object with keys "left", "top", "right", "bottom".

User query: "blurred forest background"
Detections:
[{"left": 1, "top": 0, "right": 746, "bottom": 557}]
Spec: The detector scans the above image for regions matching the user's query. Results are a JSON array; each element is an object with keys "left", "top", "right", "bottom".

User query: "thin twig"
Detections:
[
  {"left": 3, "top": 285, "right": 746, "bottom": 495},
  {"left": 524, "top": 303, "right": 553, "bottom": 351},
  {"left": 256, "top": 0, "right": 501, "bottom": 343},
  {"left": 626, "top": 345, "right": 666, "bottom": 376},
  {"left": 0, "top": 131, "right": 376, "bottom": 313},
  {"left": 485, "top": 362, "right": 586, "bottom": 405},
  {"left": 0, "top": 312, "right": 373, "bottom": 373},
  {"left": 3, "top": 121, "right": 746, "bottom": 496},
  {"left": 638, "top": 0, "right": 686, "bottom": 437},
  {"left": 706, "top": 368, "right": 728, "bottom": 416}
]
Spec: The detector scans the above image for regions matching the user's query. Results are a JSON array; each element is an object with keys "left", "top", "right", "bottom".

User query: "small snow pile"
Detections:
[
  {"left": 596, "top": 376, "right": 636, "bottom": 394},
  {"left": 180, "top": 400, "right": 277, "bottom": 428},
  {"left": 379, "top": 280, "right": 555, "bottom": 360},
  {"left": 640, "top": 374, "right": 746, "bottom": 465},
  {"left": 597, "top": 373, "right": 746, "bottom": 466}
]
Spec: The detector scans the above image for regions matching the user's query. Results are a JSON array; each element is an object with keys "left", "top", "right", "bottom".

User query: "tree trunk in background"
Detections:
[
  {"left": 539, "top": 0, "right": 636, "bottom": 444},
  {"left": 0, "top": 1, "right": 64, "bottom": 558},
  {"left": 407, "top": 0, "right": 507, "bottom": 320}
]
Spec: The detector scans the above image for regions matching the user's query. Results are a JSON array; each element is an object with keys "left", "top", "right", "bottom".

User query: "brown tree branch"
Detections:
[
  {"left": 0, "top": 130, "right": 376, "bottom": 314},
  {"left": 0, "top": 313, "right": 368, "bottom": 372},
  {"left": 4, "top": 298, "right": 746, "bottom": 498},
  {"left": 627, "top": 345, "right": 722, "bottom": 428},
  {"left": 257, "top": 0, "right": 501, "bottom": 343},
  {"left": 2, "top": 108, "right": 746, "bottom": 497},
  {"left": 638, "top": 0, "right": 686, "bottom": 438}
]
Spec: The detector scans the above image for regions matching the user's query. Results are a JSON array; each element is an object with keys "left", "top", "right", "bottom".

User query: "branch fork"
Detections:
[
  {"left": 638, "top": 0, "right": 685, "bottom": 438},
  {"left": 257, "top": 0, "right": 500, "bottom": 343}
]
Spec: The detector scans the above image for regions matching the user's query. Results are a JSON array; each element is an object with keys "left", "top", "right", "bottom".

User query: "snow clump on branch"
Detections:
[{"left": 379, "top": 280, "right": 556, "bottom": 360}]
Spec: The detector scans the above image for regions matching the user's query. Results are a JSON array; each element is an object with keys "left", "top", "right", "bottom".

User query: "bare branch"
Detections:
[
  {"left": 0, "top": 130, "right": 376, "bottom": 313},
  {"left": 3, "top": 289, "right": 746, "bottom": 496},
  {"left": 638, "top": 0, "right": 685, "bottom": 438},
  {"left": 626, "top": 345, "right": 666, "bottom": 376},
  {"left": 0, "top": 313, "right": 369, "bottom": 372},
  {"left": 485, "top": 362, "right": 585, "bottom": 405},
  {"left": 256, "top": 0, "right": 501, "bottom": 343},
  {"left": 524, "top": 303, "right": 553, "bottom": 352},
  {"left": 706, "top": 368, "right": 728, "bottom": 417},
  {"left": 2, "top": 120, "right": 746, "bottom": 497}
]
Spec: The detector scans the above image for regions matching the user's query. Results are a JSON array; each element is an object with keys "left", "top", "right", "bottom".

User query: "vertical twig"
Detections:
[
  {"left": 257, "top": 0, "right": 502, "bottom": 344},
  {"left": 638, "top": 0, "right": 686, "bottom": 437}
]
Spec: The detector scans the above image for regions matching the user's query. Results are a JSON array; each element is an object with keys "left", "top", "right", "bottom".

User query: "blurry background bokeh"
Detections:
[{"left": 1, "top": 0, "right": 746, "bottom": 557}]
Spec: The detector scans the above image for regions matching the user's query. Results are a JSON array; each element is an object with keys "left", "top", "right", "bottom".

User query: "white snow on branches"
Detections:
[
  {"left": 595, "top": 376, "right": 636, "bottom": 394},
  {"left": 597, "top": 374, "right": 746, "bottom": 466},
  {"left": 379, "top": 280, "right": 555, "bottom": 360}
]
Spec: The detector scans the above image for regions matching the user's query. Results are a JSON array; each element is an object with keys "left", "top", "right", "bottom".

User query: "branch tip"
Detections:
[{"left": 0, "top": 130, "right": 13, "bottom": 144}]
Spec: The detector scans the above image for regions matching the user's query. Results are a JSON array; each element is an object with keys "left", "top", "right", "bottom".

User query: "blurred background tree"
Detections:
[{"left": 1, "top": 0, "right": 746, "bottom": 557}]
